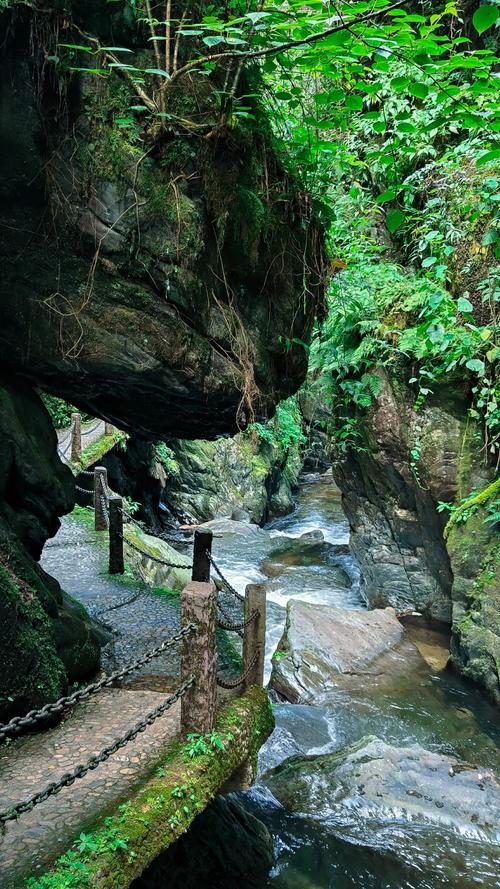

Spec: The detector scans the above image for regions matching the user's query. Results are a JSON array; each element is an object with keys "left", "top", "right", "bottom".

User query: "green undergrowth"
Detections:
[{"left": 24, "top": 688, "right": 274, "bottom": 889}]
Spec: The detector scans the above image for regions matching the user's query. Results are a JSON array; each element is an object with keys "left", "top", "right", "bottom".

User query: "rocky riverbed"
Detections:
[{"left": 173, "top": 472, "right": 500, "bottom": 889}]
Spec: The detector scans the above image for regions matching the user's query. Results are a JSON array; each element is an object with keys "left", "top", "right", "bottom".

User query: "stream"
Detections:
[{"left": 203, "top": 472, "right": 500, "bottom": 889}]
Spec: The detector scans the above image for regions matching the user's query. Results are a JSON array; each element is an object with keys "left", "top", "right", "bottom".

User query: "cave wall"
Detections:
[{"left": 99, "top": 432, "right": 300, "bottom": 529}]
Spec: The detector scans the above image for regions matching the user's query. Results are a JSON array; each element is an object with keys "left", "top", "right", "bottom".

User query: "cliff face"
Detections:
[
  {"left": 0, "top": 2, "right": 325, "bottom": 714},
  {"left": 0, "top": 3, "right": 325, "bottom": 440},
  {"left": 332, "top": 370, "right": 499, "bottom": 703}
]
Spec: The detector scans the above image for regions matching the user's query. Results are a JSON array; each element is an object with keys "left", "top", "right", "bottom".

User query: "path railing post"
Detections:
[
  {"left": 109, "top": 495, "right": 124, "bottom": 575},
  {"left": 181, "top": 581, "right": 217, "bottom": 735},
  {"left": 192, "top": 530, "right": 213, "bottom": 582},
  {"left": 94, "top": 467, "right": 108, "bottom": 531},
  {"left": 242, "top": 584, "right": 266, "bottom": 690},
  {"left": 104, "top": 422, "right": 114, "bottom": 436},
  {"left": 71, "top": 412, "right": 82, "bottom": 463}
]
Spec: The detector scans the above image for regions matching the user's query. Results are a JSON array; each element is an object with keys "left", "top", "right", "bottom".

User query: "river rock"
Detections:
[
  {"left": 198, "top": 517, "right": 266, "bottom": 538},
  {"left": 133, "top": 796, "right": 274, "bottom": 889},
  {"left": 298, "top": 530, "right": 325, "bottom": 543},
  {"left": 270, "top": 601, "right": 423, "bottom": 704},
  {"left": 265, "top": 736, "right": 500, "bottom": 858}
]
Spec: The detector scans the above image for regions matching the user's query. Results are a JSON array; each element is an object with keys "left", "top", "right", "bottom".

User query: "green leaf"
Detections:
[
  {"left": 466, "top": 358, "right": 485, "bottom": 375},
  {"left": 345, "top": 95, "right": 363, "bottom": 111},
  {"left": 472, "top": 5, "right": 499, "bottom": 34},
  {"left": 477, "top": 149, "right": 500, "bottom": 166},
  {"left": 408, "top": 82, "right": 429, "bottom": 100},
  {"left": 457, "top": 297, "right": 474, "bottom": 314},
  {"left": 422, "top": 256, "right": 437, "bottom": 268},
  {"left": 376, "top": 189, "right": 396, "bottom": 204},
  {"left": 386, "top": 209, "right": 405, "bottom": 233},
  {"left": 144, "top": 68, "right": 170, "bottom": 78}
]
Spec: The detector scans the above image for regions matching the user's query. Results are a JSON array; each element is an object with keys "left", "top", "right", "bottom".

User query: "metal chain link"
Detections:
[
  {"left": 216, "top": 649, "right": 259, "bottom": 690},
  {"left": 94, "top": 588, "right": 146, "bottom": 618},
  {"left": 0, "top": 625, "right": 196, "bottom": 744},
  {"left": 216, "top": 599, "right": 258, "bottom": 636},
  {"left": 208, "top": 553, "right": 245, "bottom": 602},
  {"left": 100, "top": 494, "right": 110, "bottom": 528},
  {"left": 217, "top": 598, "right": 244, "bottom": 639},
  {"left": 123, "top": 534, "right": 193, "bottom": 571},
  {"left": 0, "top": 676, "right": 194, "bottom": 828},
  {"left": 79, "top": 469, "right": 95, "bottom": 477},
  {"left": 82, "top": 421, "right": 103, "bottom": 436},
  {"left": 75, "top": 484, "right": 93, "bottom": 496}
]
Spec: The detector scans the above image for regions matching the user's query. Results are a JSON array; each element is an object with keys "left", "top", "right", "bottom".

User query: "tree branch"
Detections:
[{"left": 168, "top": 0, "right": 409, "bottom": 86}]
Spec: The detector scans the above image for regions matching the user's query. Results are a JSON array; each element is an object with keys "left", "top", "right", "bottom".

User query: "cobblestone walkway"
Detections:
[
  {"left": 0, "top": 514, "right": 185, "bottom": 886},
  {"left": 0, "top": 691, "right": 180, "bottom": 888}
]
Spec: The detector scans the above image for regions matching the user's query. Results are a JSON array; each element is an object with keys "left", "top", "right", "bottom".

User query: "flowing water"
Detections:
[{"left": 205, "top": 473, "right": 500, "bottom": 889}]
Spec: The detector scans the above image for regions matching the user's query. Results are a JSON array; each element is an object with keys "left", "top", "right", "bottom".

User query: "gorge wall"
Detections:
[
  {"left": 332, "top": 370, "right": 500, "bottom": 704},
  {"left": 0, "top": 0, "right": 325, "bottom": 717}
]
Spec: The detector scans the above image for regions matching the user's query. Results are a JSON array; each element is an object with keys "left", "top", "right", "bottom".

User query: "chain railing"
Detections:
[
  {"left": 0, "top": 626, "right": 196, "bottom": 745},
  {"left": 0, "top": 677, "right": 194, "bottom": 828}
]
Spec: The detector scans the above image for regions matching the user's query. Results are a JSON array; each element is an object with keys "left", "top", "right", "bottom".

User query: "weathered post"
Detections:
[
  {"left": 242, "top": 584, "right": 266, "bottom": 690},
  {"left": 71, "top": 412, "right": 82, "bottom": 462},
  {"left": 104, "top": 422, "right": 114, "bottom": 436},
  {"left": 181, "top": 581, "right": 217, "bottom": 735},
  {"left": 94, "top": 467, "right": 108, "bottom": 531},
  {"left": 192, "top": 530, "right": 213, "bottom": 583},
  {"left": 109, "top": 495, "right": 124, "bottom": 575}
]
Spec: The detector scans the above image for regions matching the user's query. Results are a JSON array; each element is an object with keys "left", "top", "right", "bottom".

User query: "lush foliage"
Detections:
[
  {"left": 36, "top": 2, "right": 500, "bottom": 465},
  {"left": 41, "top": 394, "right": 90, "bottom": 429}
]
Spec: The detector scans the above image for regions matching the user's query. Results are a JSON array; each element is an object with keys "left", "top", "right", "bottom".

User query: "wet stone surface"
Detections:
[{"left": 42, "top": 514, "right": 183, "bottom": 680}]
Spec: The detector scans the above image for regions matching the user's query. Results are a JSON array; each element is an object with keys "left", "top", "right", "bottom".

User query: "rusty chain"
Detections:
[
  {"left": 216, "top": 599, "right": 257, "bottom": 637},
  {"left": 0, "top": 625, "right": 195, "bottom": 745},
  {"left": 123, "top": 534, "right": 193, "bottom": 571},
  {"left": 207, "top": 553, "right": 245, "bottom": 602},
  {"left": 0, "top": 676, "right": 194, "bottom": 829},
  {"left": 216, "top": 649, "right": 259, "bottom": 690}
]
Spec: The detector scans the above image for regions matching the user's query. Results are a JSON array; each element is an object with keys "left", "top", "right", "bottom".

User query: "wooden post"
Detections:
[
  {"left": 94, "top": 467, "right": 108, "bottom": 531},
  {"left": 192, "top": 530, "right": 213, "bottom": 582},
  {"left": 109, "top": 495, "right": 124, "bottom": 575},
  {"left": 242, "top": 584, "right": 266, "bottom": 690},
  {"left": 104, "top": 422, "right": 114, "bottom": 436},
  {"left": 71, "top": 412, "right": 82, "bottom": 462},
  {"left": 181, "top": 581, "right": 217, "bottom": 735}
]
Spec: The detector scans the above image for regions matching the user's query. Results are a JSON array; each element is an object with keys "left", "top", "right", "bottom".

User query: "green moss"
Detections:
[
  {"left": 445, "top": 477, "right": 500, "bottom": 538},
  {"left": 25, "top": 688, "right": 274, "bottom": 889},
  {"left": 0, "top": 559, "right": 66, "bottom": 712},
  {"left": 76, "top": 431, "right": 127, "bottom": 472}
]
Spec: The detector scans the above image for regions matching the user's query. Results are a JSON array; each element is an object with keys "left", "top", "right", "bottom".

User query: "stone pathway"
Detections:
[
  {"left": 0, "top": 513, "right": 186, "bottom": 886},
  {"left": 42, "top": 514, "right": 183, "bottom": 678},
  {"left": 0, "top": 691, "right": 180, "bottom": 888}
]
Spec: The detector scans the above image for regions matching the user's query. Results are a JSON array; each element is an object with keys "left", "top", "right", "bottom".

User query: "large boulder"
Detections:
[
  {"left": 269, "top": 601, "right": 423, "bottom": 704},
  {"left": 265, "top": 736, "right": 500, "bottom": 881},
  {"left": 0, "top": 4, "right": 325, "bottom": 440}
]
